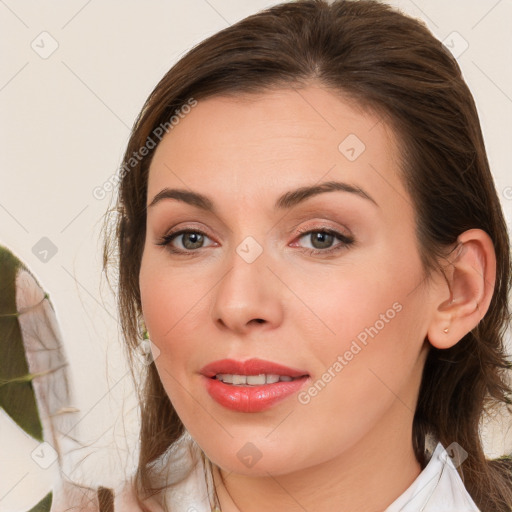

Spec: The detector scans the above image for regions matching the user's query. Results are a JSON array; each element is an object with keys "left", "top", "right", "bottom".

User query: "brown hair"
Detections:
[{"left": 102, "top": 0, "right": 512, "bottom": 509}]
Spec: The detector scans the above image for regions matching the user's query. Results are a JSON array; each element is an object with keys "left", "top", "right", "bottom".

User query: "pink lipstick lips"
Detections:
[{"left": 200, "top": 358, "right": 309, "bottom": 413}]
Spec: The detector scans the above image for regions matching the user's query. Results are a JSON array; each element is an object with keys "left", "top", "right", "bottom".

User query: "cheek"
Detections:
[
  {"left": 291, "top": 248, "right": 428, "bottom": 405},
  {"left": 289, "top": 248, "right": 424, "bottom": 353},
  {"left": 140, "top": 252, "right": 205, "bottom": 339},
  {"left": 139, "top": 254, "right": 214, "bottom": 392},
  {"left": 301, "top": 285, "right": 423, "bottom": 403}
]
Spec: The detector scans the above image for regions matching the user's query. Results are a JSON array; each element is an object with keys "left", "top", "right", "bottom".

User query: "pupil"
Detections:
[
  {"left": 312, "top": 232, "right": 333, "bottom": 249},
  {"left": 184, "top": 233, "right": 203, "bottom": 249}
]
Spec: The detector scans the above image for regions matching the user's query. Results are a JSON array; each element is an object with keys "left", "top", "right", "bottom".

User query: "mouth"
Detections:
[{"left": 200, "top": 358, "right": 310, "bottom": 413}]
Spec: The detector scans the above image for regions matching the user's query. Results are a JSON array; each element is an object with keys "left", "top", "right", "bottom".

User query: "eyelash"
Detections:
[
  {"left": 294, "top": 226, "right": 355, "bottom": 255},
  {"left": 156, "top": 226, "right": 355, "bottom": 257}
]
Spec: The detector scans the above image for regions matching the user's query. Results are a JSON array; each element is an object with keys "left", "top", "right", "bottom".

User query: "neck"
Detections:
[{"left": 212, "top": 403, "right": 422, "bottom": 512}]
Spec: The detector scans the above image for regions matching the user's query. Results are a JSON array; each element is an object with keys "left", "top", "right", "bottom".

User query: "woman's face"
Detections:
[{"left": 139, "top": 85, "right": 436, "bottom": 476}]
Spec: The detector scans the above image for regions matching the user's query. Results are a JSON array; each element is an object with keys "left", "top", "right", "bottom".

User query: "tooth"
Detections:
[
  {"left": 216, "top": 373, "right": 297, "bottom": 385},
  {"left": 232, "top": 374, "right": 247, "bottom": 385},
  {"left": 247, "top": 374, "right": 266, "bottom": 385}
]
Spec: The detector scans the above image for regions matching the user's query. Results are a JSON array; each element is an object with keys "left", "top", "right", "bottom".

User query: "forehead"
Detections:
[{"left": 147, "top": 85, "right": 409, "bottom": 215}]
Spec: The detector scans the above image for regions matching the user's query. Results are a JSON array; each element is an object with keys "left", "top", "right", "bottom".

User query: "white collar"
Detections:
[{"left": 384, "top": 442, "right": 480, "bottom": 511}]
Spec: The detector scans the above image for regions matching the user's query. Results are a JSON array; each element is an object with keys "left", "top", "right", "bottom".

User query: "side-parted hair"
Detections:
[{"left": 103, "top": 1, "right": 512, "bottom": 510}]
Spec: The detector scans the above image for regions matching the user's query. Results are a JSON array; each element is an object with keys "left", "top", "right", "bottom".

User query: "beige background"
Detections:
[{"left": 0, "top": 1, "right": 511, "bottom": 510}]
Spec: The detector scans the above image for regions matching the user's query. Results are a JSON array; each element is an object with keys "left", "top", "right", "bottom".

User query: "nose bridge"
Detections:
[{"left": 211, "top": 235, "right": 283, "bottom": 332}]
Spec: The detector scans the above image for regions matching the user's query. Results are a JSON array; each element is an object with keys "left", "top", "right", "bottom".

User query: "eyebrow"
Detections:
[{"left": 148, "top": 180, "right": 378, "bottom": 212}]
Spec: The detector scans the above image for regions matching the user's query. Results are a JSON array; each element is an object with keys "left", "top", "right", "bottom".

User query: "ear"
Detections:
[{"left": 427, "top": 229, "right": 496, "bottom": 349}]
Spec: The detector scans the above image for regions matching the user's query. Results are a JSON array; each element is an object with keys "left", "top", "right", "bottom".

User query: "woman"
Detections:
[{"left": 102, "top": 0, "right": 512, "bottom": 510}]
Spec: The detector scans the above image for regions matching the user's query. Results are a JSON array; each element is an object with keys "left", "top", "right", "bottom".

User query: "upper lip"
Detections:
[{"left": 200, "top": 358, "right": 309, "bottom": 378}]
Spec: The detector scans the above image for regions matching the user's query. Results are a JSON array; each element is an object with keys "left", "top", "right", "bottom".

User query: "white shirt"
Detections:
[{"left": 114, "top": 431, "right": 481, "bottom": 511}]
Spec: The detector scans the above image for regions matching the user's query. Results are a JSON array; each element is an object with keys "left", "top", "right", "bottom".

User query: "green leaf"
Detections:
[
  {"left": 0, "top": 245, "right": 43, "bottom": 440},
  {"left": 27, "top": 491, "right": 52, "bottom": 512}
]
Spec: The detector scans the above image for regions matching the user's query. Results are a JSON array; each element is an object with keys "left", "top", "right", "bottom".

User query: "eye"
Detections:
[
  {"left": 156, "top": 227, "right": 354, "bottom": 256},
  {"left": 156, "top": 229, "right": 215, "bottom": 253},
  {"left": 293, "top": 228, "right": 354, "bottom": 255}
]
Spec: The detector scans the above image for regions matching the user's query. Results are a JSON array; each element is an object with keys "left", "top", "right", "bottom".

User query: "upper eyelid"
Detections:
[
  {"left": 160, "top": 214, "right": 351, "bottom": 235},
  {"left": 163, "top": 223, "right": 348, "bottom": 238}
]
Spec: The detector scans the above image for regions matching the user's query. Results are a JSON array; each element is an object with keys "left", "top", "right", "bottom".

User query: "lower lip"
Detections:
[{"left": 204, "top": 376, "right": 309, "bottom": 413}]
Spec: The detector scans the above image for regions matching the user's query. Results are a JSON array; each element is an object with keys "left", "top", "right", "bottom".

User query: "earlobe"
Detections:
[{"left": 427, "top": 229, "right": 496, "bottom": 349}]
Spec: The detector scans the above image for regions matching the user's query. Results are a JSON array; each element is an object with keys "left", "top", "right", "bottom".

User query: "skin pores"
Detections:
[{"left": 139, "top": 85, "right": 442, "bottom": 509}]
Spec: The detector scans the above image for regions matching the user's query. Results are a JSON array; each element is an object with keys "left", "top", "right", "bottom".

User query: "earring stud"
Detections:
[{"left": 443, "top": 328, "right": 449, "bottom": 334}]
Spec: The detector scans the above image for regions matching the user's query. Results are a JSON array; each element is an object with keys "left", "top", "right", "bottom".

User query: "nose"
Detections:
[{"left": 211, "top": 245, "right": 284, "bottom": 335}]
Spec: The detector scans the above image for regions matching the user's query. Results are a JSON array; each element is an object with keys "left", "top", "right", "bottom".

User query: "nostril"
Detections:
[{"left": 254, "top": 318, "right": 265, "bottom": 324}]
